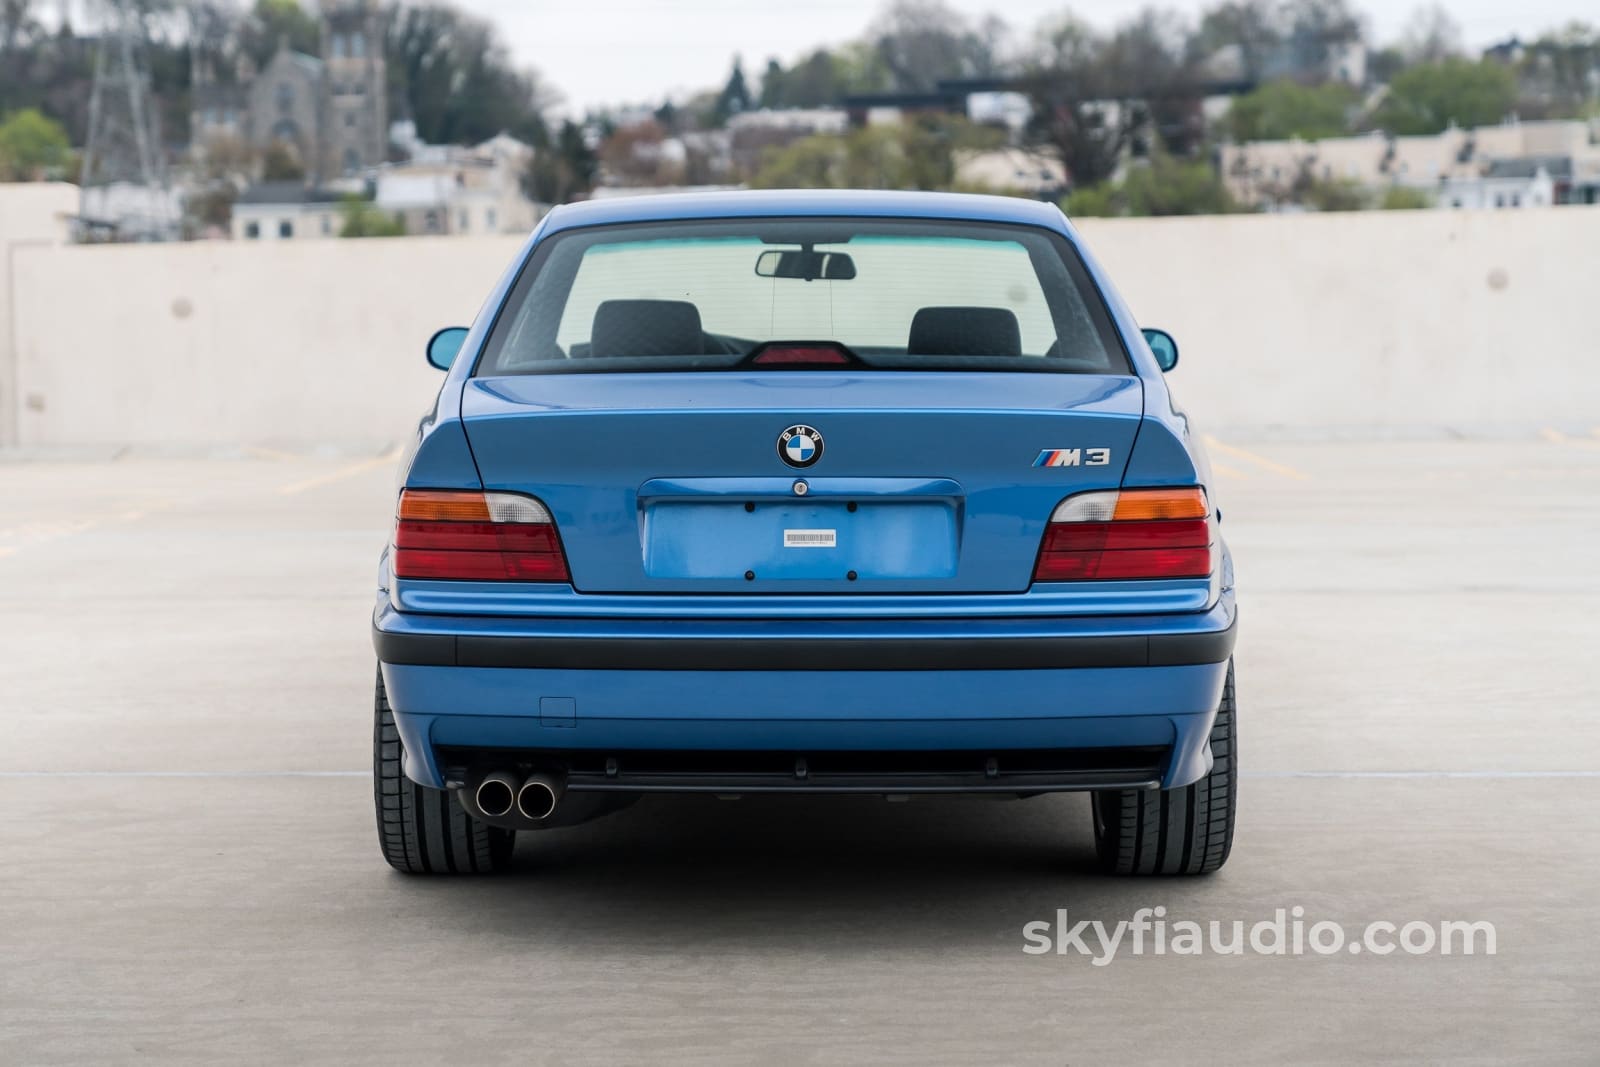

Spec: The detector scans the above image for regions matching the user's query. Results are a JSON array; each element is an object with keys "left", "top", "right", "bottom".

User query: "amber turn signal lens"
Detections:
[
  {"left": 1110, "top": 487, "right": 1209, "bottom": 522},
  {"left": 397, "top": 490, "right": 492, "bottom": 523}
]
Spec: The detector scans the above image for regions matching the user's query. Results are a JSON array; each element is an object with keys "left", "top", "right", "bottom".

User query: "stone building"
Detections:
[{"left": 191, "top": 0, "right": 387, "bottom": 183}]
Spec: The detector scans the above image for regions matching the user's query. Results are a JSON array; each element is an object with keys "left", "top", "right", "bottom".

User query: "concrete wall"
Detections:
[
  {"left": 1, "top": 182, "right": 79, "bottom": 448},
  {"left": 7, "top": 204, "right": 1599, "bottom": 448},
  {"left": 10, "top": 235, "right": 522, "bottom": 449},
  {"left": 1079, "top": 207, "right": 1599, "bottom": 435}
]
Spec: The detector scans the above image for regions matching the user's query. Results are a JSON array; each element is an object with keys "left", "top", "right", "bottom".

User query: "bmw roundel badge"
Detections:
[{"left": 778, "top": 425, "right": 823, "bottom": 468}]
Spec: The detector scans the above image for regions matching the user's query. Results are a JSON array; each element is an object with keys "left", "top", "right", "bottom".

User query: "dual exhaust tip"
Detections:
[{"left": 474, "top": 771, "right": 564, "bottom": 821}]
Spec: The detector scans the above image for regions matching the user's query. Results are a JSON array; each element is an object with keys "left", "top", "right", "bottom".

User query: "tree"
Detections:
[
  {"left": 1194, "top": 1, "right": 1282, "bottom": 82},
  {"left": 598, "top": 118, "right": 668, "bottom": 185},
  {"left": 1372, "top": 58, "right": 1515, "bottom": 134},
  {"left": 2, "top": 0, "right": 41, "bottom": 56},
  {"left": 749, "top": 116, "right": 1003, "bottom": 192},
  {"left": 1278, "top": 0, "right": 1366, "bottom": 82},
  {"left": 1064, "top": 152, "right": 1238, "bottom": 217},
  {"left": 1022, "top": 10, "right": 1204, "bottom": 188},
  {"left": 714, "top": 57, "right": 751, "bottom": 122},
  {"left": 1021, "top": 15, "right": 1123, "bottom": 188},
  {"left": 0, "top": 107, "right": 69, "bottom": 179},
  {"left": 757, "top": 45, "right": 889, "bottom": 109},
  {"left": 239, "top": 0, "right": 318, "bottom": 67},
  {"left": 1399, "top": 5, "right": 1463, "bottom": 65},
  {"left": 869, "top": 0, "right": 1005, "bottom": 93},
  {"left": 525, "top": 119, "right": 597, "bottom": 204},
  {"left": 384, "top": 3, "right": 556, "bottom": 147},
  {"left": 338, "top": 194, "right": 405, "bottom": 237},
  {"left": 1515, "top": 23, "right": 1600, "bottom": 119},
  {"left": 260, "top": 140, "right": 304, "bottom": 180},
  {"left": 1226, "top": 79, "right": 1358, "bottom": 141}
]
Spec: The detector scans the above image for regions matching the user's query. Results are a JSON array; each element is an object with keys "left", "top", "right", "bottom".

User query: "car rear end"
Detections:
[{"left": 372, "top": 191, "right": 1237, "bottom": 876}]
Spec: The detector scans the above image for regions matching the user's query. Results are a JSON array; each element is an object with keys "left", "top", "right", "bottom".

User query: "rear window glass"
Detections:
[{"left": 476, "top": 217, "right": 1129, "bottom": 375}]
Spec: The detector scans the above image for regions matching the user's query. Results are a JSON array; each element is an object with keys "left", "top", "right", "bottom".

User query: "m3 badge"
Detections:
[{"left": 1034, "top": 448, "right": 1112, "bottom": 468}]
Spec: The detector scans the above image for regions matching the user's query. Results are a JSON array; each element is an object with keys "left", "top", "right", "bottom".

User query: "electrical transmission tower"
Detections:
[{"left": 79, "top": 0, "right": 177, "bottom": 241}]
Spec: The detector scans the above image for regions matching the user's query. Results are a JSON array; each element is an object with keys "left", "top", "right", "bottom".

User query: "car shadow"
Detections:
[{"left": 396, "top": 793, "right": 1226, "bottom": 953}]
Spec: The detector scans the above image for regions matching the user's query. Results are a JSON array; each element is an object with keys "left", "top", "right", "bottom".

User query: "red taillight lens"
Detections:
[
  {"left": 393, "top": 490, "right": 569, "bottom": 583},
  {"left": 1033, "top": 488, "right": 1212, "bottom": 582}
]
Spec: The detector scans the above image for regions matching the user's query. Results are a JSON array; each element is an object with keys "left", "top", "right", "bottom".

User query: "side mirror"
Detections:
[
  {"left": 1142, "top": 328, "right": 1178, "bottom": 373},
  {"left": 426, "top": 326, "right": 470, "bottom": 371}
]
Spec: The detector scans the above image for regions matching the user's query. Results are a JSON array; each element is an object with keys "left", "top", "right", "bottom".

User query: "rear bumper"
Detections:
[
  {"left": 374, "top": 598, "right": 1236, "bottom": 793},
  {"left": 373, "top": 618, "right": 1235, "bottom": 671}
]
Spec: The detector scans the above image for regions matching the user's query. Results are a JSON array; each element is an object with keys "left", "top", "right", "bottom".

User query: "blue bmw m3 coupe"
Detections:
[{"left": 372, "top": 190, "right": 1237, "bottom": 876}]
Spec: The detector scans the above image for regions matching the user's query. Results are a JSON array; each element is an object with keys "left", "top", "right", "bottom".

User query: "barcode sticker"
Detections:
[{"left": 784, "top": 529, "right": 837, "bottom": 549}]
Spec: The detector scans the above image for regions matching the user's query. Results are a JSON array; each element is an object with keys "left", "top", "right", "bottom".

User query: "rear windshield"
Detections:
[{"left": 476, "top": 217, "right": 1130, "bottom": 375}]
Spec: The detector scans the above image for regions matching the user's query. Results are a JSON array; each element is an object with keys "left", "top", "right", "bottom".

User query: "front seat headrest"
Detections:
[
  {"left": 907, "top": 306, "right": 1022, "bottom": 357},
  {"left": 589, "top": 299, "right": 703, "bottom": 359}
]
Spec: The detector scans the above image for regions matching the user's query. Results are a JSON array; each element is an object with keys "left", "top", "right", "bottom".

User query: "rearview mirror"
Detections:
[
  {"left": 1142, "top": 328, "right": 1178, "bottom": 373},
  {"left": 755, "top": 249, "right": 856, "bottom": 281},
  {"left": 426, "top": 326, "right": 469, "bottom": 371}
]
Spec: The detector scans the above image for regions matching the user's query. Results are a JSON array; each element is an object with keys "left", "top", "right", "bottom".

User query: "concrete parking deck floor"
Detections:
[{"left": 2, "top": 438, "right": 1597, "bottom": 1063}]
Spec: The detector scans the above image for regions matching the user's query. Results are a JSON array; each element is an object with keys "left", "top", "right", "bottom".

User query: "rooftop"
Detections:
[{"left": 235, "top": 182, "right": 345, "bottom": 206}]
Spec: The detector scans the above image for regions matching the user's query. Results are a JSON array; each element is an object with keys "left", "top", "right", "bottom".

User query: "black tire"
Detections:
[
  {"left": 1091, "top": 660, "right": 1237, "bottom": 876},
  {"left": 373, "top": 667, "right": 515, "bottom": 875}
]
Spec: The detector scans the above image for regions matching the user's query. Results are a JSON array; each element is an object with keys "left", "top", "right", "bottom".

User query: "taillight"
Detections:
[
  {"left": 393, "top": 489, "right": 569, "bottom": 582},
  {"left": 1033, "top": 487, "right": 1212, "bottom": 582}
]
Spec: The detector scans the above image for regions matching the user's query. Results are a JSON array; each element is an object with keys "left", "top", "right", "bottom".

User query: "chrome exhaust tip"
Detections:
[
  {"left": 474, "top": 772, "right": 518, "bottom": 818},
  {"left": 516, "top": 773, "right": 565, "bottom": 820}
]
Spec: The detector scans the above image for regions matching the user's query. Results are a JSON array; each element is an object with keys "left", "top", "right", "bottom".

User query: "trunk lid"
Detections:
[{"left": 460, "top": 372, "right": 1143, "bottom": 594}]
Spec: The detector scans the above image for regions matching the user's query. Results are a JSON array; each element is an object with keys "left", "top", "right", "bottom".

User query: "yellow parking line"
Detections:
[
  {"left": 244, "top": 445, "right": 301, "bottom": 461},
  {"left": 1543, "top": 428, "right": 1600, "bottom": 449},
  {"left": 0, "top": 546, "right": 15, "bottom": 558},
  {"left": 276, "top": 449, "right": 401, "bottom": 496},
  {"left": 1211, "top": 463, "right": 1249, "bottom": 480},
  {"left": 1202, "top": 435, "right": 1310, "bottom": 480}
]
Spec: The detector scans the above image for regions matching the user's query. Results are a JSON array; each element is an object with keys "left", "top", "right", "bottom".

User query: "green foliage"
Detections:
[
  {"left": 240, "top": 0, "right": 319, "bottom": 65},
  {"left": 1062, "top": 183, "right": 1118, "bottom": 217},
  {"left": 748, "top": 117, "right": 1003, "bottom": 192},
  {"left": 1062, "top": 154, "right": 1239, "bottom": 218},
  {"left": 1226, "top": 79, "right": 1358, "bottom": 142},
  {"left": 1300, "top": 177, "right": 1369, "bottom": 211},
  {"left": 0, "top": 107, "right": 70, "bottom": 179},
  {"left": 1372, "top": 58, "right": 1517, "bottom": 135},
  {"left": 1379, "top": 185, "right": 1432, "bottom": 210},
  {"left": 758, "top": 44, "right": 891, "bottom": 109},
  {"left": 338, "top": 194, "right": 405, "bottom": 237},
  {"left": 260, "top": 140, "right": 304, "bottom": 181}
]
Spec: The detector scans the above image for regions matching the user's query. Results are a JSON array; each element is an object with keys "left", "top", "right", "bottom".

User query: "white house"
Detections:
[{"left": 230, "top": 183, "right": 345, "bottom": 240}]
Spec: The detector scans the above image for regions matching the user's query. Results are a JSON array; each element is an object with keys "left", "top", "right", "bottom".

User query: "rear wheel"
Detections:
[
  {"left": 373, "top": 667, "right": 515, "bottom": 875},
  {"left": 1091, "top": 661, "right": 1236, "bottom": 875}
]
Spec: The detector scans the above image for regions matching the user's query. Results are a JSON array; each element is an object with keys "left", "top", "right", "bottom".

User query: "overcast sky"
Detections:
[{"left": 451, "top": 0, "right": 1594, "bottom": 113}]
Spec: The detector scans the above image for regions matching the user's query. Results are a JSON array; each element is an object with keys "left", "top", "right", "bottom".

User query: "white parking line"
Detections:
[
  {"left": 0, "top": 771, "right": 368, "bottom": 778},
  {"left": 1244, "top": 770, "right": 1600, "bottom": 779}
]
